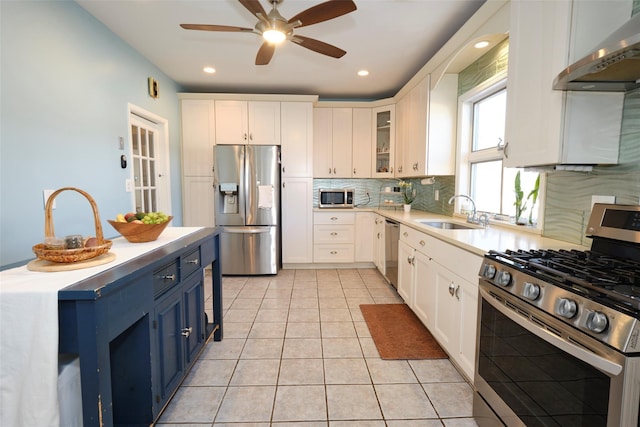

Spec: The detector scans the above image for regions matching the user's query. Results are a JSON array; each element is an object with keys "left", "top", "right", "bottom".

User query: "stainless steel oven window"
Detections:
[{"left": 478, "top": 297, "right": 610, "bottom": 426}]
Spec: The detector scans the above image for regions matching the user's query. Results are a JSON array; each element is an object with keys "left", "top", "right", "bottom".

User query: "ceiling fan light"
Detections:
[{"left": 263, "top": 29, "right": 286, "bottom": 44}]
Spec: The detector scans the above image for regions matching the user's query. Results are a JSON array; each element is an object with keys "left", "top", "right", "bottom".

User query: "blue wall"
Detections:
[{"left": 1, "top": 1, "right": 184, "bottom": 267}]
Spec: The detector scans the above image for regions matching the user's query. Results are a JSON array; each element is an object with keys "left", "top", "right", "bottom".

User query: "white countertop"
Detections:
[{"left": 316, "top": 207, "right": 587, "bottom": 256}]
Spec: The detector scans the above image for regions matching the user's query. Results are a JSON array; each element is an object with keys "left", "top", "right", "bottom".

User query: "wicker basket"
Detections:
[
  {"left": 107, "top": 216, "right": 173, "bottom": 243},
  {"left": 32, "top": 187, "right": 112, "bottom": 263}
]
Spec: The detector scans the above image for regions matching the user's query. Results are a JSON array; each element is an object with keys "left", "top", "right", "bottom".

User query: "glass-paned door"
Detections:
[{"left": 130, "top": 114, "right": 164, "bottom": 213}]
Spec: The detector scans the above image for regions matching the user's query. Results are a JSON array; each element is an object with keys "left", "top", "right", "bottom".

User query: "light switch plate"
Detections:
[
  {"left": 125, "top": 179, "right": 132, "bottom": 193},
  {"left": 43, "top": 189, "right": 56, "bottom": 209},
  {"left": 591, "top": 195, "right": 615, "bottom": 209}
]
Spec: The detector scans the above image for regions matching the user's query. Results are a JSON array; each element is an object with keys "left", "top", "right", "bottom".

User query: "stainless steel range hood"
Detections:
[{"left": 553, "top": 13, "right": 640, "bottom": 92}]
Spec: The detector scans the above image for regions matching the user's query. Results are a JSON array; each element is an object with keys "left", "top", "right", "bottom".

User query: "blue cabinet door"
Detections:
[
  {"left": 155, "top": 292, "right": 184, "bottom": 404},
  {"left": 183, "top": 272, "right": 205, "bottom": 364}
]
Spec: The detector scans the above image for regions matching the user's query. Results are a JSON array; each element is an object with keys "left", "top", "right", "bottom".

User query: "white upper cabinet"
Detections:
[
  {"left": 313, "top": 107, "right": 353, "bottom": 178},
  {"left": 395, "top": 75, "right": 456, "bottom": 177},
  {"left": 180, "top": 99, "right": 215, "bottom": 176},
  {"left": 352, "top": 108, "right": 372, "bottom": 178},
  {"left": 215, "top": 100, "right": 281, "bottom": 145},
  {"left": 372, "top": 105, "right": 395, "bottom": 178},
  {"left": 281, "top": 102, "right": 313, "bottom": 178},
  {"left": 504, "top": 0, "right": 629, "bottom": 167}
]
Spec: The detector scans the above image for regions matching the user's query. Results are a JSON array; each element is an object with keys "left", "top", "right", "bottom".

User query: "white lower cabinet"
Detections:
[
  {"left": 313, "top": 211, "right": 355, "bottom": 263},
  {"left": 397, "top": 224, "right": 481, "bottom": 381},
  {"left": 373, "top": 214, "right": 386, "bottom": 274},
  {"left": 432, "top": 263, "right": 478, "bottom": 380},
  {"left": 282, "top": 177, "right": 313, "bottom": 264},
  {"left": 182, "top": 177, "right": 214, "bottom": 227},
  {"left": 355, "top": 212, "right": 375, "bottom": 262}
]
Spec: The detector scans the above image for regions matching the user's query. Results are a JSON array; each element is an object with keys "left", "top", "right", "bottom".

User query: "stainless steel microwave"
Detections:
[{"left": 318, "top": 188, "right": 354, "bottom": 208}]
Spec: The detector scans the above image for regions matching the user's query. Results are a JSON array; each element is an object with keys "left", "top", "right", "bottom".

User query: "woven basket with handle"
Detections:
[{"left": 32, "top": 187, "right": 112, "bottom": 263}]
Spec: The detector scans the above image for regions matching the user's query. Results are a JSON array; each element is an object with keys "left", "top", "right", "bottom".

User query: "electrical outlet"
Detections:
[
  {"left": 43, "top": 189, "right": 56, "bottom": 209},
  {"left": 434, "top": 189, "right": 439, "bottom": 201},
  {"left": 125, "top": 179, "right": 132, "bottom": 193}
]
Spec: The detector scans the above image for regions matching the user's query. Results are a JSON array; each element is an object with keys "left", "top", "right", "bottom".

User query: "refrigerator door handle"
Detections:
[{"left": 223, "top": 227, "right": 271, "bottom": 234}]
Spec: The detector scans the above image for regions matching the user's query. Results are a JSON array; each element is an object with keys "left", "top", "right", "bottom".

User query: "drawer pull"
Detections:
[
  {"left": 181, "top": 327, "right": 193, "bottom": 338},
  {"left": 161, "top": 274, "right": 176, "bottom": 281},
  {"left": 331, "top": 217, "right": 338, "bottom": 221},
  {"left": 330, "top": 251, "right": 338, "bottom": 255},
  {"left": 186, "top": 259, "right": 199, "bottom": 265},
  {"left": 330, "top": 232, "right": 338, "bottom": 236}
]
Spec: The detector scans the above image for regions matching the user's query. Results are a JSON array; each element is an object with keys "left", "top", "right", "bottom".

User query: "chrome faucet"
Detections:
[{"left": 448, "top": 194, "right": 487, "bottom": 227}]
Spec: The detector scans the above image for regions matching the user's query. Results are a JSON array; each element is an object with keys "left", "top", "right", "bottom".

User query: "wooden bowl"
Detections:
[{"left": 108, "top": 216, "right": 173, "bottom": 243}]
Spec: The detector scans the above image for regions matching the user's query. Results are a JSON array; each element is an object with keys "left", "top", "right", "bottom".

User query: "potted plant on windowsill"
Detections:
[
  {"left": 399, "top": 180, "right": 416, "bottom": 213},
  {"left": 514, "top": 172, "right": 540, "bottom": 225}
]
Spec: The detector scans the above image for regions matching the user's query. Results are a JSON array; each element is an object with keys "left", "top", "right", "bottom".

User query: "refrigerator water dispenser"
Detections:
[{"left": 220, "top": 183, "right": 238, "bottom": 214}]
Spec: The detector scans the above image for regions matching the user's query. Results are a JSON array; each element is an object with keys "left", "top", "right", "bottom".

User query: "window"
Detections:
[{"left": 456, "top": 74, "right": 542, "bottom": 227}]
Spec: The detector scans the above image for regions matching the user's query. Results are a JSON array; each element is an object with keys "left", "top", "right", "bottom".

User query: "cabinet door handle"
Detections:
[
  {"left": 398, "top": 165, "right": 403, "bottom": 173},
  {"left": 333, "top": 168, "right": 337, "bottom": 174},
  {"left": 330, "top": 232, "right": 338, "bottom": 236},
  {"left": 455, "top": 285, "right": 461, "bottom": 300},
  {"left": 243, "top": 133, "right": 248, "bottom": 141},
  {"left": 448, "top": 282, "right": 456, "bottom": 296},
  {"left": 181, "top": 327, "right": 193, "bottom": 338},
  {"left": 249, "top": 133, "right": 253, "bottom": 141},
  {"left": 161, "top": 274, "right": 176, "bottom": 281},
  {"left": 353, "top": 168, "right": 356, "bottom": 175},
  {"left": 329, "top": 167, "right": 332, "bottom": 174},
  {"left": 331, "top": 216, "right": 338, "bottom": 221},
  {"left": 390, "top": 167, "right": 394, "bottom": 173},
  {"left": 377, "top": 232, "right": 381, "bottom": 239},
  {"left": 282, "top": 166, "right": 286, "bottom": 174},
  {"left": 330, "top": 251, "right": 338, "bottom": 255},
  {"left": 186, "top": 259, "right": 199, "bottom": 265},
  {"left": 403, "top": 232, "right": 408, "bottom": 237},
  {"left": 413, "top": 162, "right": 418, "bottom": 171},
  {"left": 282, "top": 181, "right": 286, "bottom": 188}
]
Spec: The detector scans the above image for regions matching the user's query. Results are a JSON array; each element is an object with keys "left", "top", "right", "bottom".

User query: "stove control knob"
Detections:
[
  {"left": 586, "top": 311, "right": 608, "bottom": 333},
  {"left": 556, "top": 298, "right": 577, "bottom": 318},
  {"left": 496, "top": 270, "right": 511, "bottom": 287},
  {"left": 522, "top": 282, "right": 540, "bottom": 300},
  {"left": 482, "top": 264, "right": 496, "bottom": 279}
]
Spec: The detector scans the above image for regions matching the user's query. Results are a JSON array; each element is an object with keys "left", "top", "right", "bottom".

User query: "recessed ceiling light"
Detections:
[
  {"left": 203, "top": 67, "right": 216, "bottom": 74},
  {"left": 357, "top": 70, "right": 369, "bottom": 77},
  {"left": 474, "top": 41, "right": 490, "bottom": 49}
]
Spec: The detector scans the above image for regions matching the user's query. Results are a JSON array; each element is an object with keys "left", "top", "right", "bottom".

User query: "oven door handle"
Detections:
[{"left": 480, "top": 287, "right": 623, "bottom": 377}]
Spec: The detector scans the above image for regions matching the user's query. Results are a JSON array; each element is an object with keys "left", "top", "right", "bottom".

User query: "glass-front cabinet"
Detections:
[{"left": 372, "top": 105, "right": 395, "bottom": 178}]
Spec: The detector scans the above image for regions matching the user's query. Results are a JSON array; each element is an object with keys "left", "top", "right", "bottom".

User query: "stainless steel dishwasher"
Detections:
[{"left": 384, "top": 219, "right": 399, "bottom": 288}]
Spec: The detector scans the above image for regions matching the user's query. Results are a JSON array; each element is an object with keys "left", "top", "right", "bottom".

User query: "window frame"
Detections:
[{"left": 454, "top": 70, "right": 544, "bottom": 232}]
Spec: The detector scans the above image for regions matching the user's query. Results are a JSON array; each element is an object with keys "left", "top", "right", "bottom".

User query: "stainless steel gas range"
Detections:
[{"left": 474, "top": 203, "right": 640, "bottom": 427}]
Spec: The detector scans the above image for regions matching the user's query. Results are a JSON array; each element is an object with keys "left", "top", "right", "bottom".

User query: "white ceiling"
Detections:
[{"left": 76, "top": 0, "right": 487, "bottom": 100}]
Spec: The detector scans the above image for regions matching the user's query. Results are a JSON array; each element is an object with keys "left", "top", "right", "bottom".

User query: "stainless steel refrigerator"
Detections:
[{"left": 213, "top": 145, "right": 280, "bottom": 275}]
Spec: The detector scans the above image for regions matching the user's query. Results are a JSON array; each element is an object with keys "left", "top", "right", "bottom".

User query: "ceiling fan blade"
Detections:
[
  {"left": 180, "top": 24, "right": 254, "bottom": 32},
  {"left": 291, "top": 35, "right": 346, "bottom": 58},
  {"left": 288, "top": 0, "right": 356, "bottom": 28},
  {"left": 256, "top": 42, "right": 276, "bottom": 65},
  {"left": 239, "top": 0, "right": 268, "bottom": 19}
]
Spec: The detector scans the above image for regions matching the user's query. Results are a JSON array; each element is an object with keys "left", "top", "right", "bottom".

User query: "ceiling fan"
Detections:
[{"left": 180, "top": 0, "right": 357, "bottom": 65}]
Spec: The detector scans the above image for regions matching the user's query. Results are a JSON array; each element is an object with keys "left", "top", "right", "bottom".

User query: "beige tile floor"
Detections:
[{"left": 156, "top": 268, "right": 479, "bottom": 427}]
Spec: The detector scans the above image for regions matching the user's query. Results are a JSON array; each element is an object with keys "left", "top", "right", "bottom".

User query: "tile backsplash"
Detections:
[{"left": 313, "top": 176, "right": 456, "bottom": 215}]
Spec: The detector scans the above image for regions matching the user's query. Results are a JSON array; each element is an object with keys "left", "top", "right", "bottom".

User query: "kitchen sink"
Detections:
[{"left": 416, "top": 220, "right": 479, "bottom": 230}]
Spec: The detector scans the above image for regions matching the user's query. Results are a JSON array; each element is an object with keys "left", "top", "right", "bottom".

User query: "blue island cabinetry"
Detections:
[{"left": 58, "top": 227, "right": 222, "bottom": 426}]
